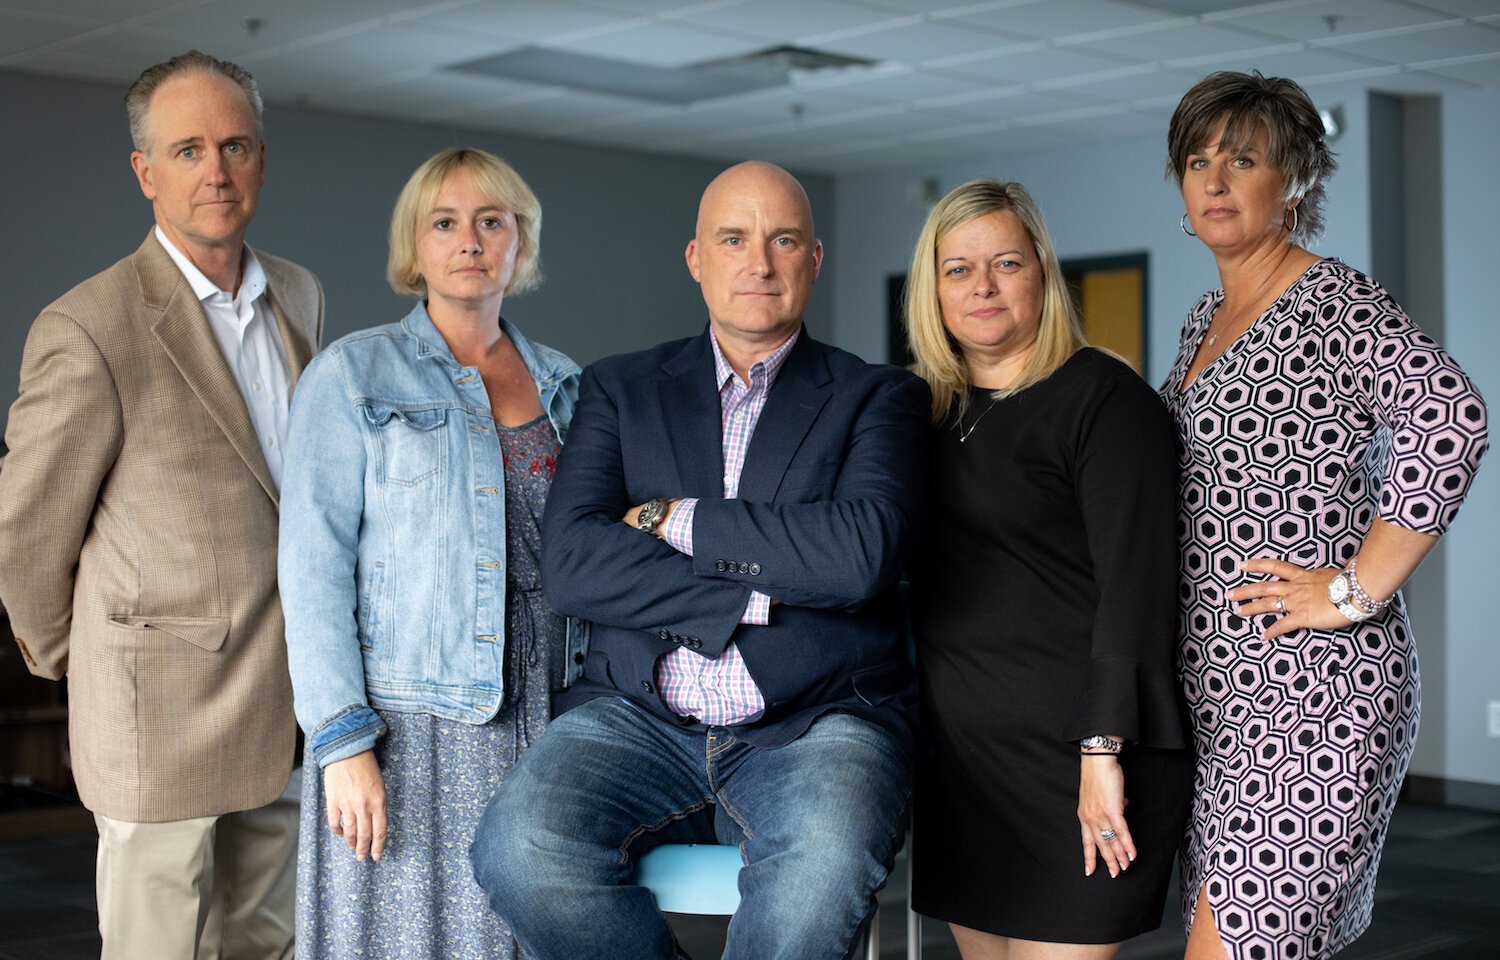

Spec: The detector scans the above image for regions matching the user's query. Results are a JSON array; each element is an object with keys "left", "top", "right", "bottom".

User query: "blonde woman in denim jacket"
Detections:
[{"left": 279, "top": 148, "right": 582, "bottom": 960}]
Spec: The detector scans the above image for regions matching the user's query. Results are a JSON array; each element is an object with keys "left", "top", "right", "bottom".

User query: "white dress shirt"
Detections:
[{"left": 155, "top": 226, "right": 292, "bottom": 489}]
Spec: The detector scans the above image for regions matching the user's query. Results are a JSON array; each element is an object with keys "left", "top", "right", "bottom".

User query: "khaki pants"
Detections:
[{"left": 94, "top": 770, "right": 300, "bottom": 960}]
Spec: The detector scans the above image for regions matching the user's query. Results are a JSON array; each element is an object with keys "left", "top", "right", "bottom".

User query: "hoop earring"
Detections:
[
  {"left": 1180, "top": 213, "right": 1196, "bottom": 237},
  {"left": 1284, "top": 205, "right": 1299, "bottom": 236}
]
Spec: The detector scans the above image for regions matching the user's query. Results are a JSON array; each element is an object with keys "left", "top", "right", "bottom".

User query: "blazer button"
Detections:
[
  {"left": 738, "top": 561, "right": 750, "bottom": 574},
  {"left": 690, "top": 639, "right": 702, "bottom": 649},
  {"left": 641, "top": 680, "right": 655, "bottom": 693},
  {"left": 573, "top": 652, "right": 585, "bottom": 664},
  {"left": 715, "top": 559, "right": 728, "bottom": 572},
  {"left": 749, "top": 563, "right": 762, "bottom": 576},
  {"left": 659, "top": 629, "right": 671, "bottom": 641}
]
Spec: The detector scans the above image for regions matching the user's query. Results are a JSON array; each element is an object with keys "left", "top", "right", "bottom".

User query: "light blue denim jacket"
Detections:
[{"left": 280, "top": 303, "right": 584, "bottom": 767}]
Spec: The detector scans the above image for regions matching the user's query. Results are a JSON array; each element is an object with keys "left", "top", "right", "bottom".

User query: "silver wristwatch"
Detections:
[
  {"left": 635, "top": 497, "right": 672, "bottom": 539},
  {"left": 1327, "top": 571, "right": 1372, "bottom": 622}
]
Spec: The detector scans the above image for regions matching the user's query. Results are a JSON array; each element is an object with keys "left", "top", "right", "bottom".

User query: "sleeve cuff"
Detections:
[
  {"left": 662, "top": 498, "right": 698, "bottom": 555},
  {"left": 1062, "top": 656, "right": 1189, "bottom": 750},
  {"left": 308, "top": 703, "right": 388, "bottom": 767},
  {"left": 740, "top": 591, "right": 772, "bottom": 626}
]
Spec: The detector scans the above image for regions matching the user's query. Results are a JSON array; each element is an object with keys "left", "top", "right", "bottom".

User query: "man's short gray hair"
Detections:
[{"left": 125, "top": 50, "right": 263, "bottom": 153}]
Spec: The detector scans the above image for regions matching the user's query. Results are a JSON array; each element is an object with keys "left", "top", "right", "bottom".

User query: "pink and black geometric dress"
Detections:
[{"left": 1160, "top": 259, "right": 1488, "bottom": 960}]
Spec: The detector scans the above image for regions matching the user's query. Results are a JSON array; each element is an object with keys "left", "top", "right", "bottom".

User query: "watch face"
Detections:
[{"left": 1329, "top": 574, "right": 1351, "bottom": 603}]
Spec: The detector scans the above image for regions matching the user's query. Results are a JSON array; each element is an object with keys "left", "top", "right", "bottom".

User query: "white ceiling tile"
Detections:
[
  {"left": 415, "top": 0, "right": 637, "bottom": 45},
  {"left": 464, "top": 87, "right": 697, "bottom": 133},
  {"left": 701, "top": 86, "right": 894, "bottom": 122},
  {"left": 674, "top": 0, "right": 903, "bottom": 42},
  {"left": 777, "top": 105, "right": 1002, "bottom": 144},
  {"left": 2, "top": 50, "right": 143, "bottom": 84},
  {"left": 242, "top": 23, "right": 513, "bottom": 82},
  {"left": 1212, "top": 0, "right": 1459, "bottom": 42},
  {"left": 1322, "top": 22, "right": 1500, "bottom": 63},
  {"left": 582, "top": 0, "right": 749, "bottom": 14},
  {"left": 912, "top": 122, "right": 1071, "bottom": 155},
  {"left": 1367, "top": 66, "right": 1488, "bottom": 91},
  {"left": 1391, "top": 0, "right": 1500, "bottom": 16},
  {"left": 310, "top": 71, "right": 556, "bottom": 118},
  {"left": 137, "top": 0, "right": 478, "bottom": 62},
  {"left": 5, "top": 0, "right": 1498, "bottom": 176},
  {"left": 1073, "top": 21, "right": 1280, "bottom": 62},
  {"left": 1417, "top": 51, "right": 1500, "bottom": 85},
  {"left": 913, "top": 87, "right": 1099, "bottom": 120},
  {"left": 948, "top": 0, "right": 1181, "bottom": 41},
  {"left": 943, "top": 45, "right": 1142, "bottom": 84},
  {"left": 1166, "top": 45, "right": 1380, "bottom": 79},
  {"left": 15, "top": 25, "right": 201, "bottom": 66},
  {"left": 0, "top": 11, "right": 99, "bottom": 59},
  {"left": 0, "top": 0, "right": 187, "bottom": 17},
  {"left": 1030, "top": 109, "right": 1165, "bottom": 142},
  {"left": 550, "top": 21, "right": 762, "bottom": 65},
  {"left": 795, "top": 66, "right": 993, "bottom": 101},
  {"left": 811, "top": 19, "right": 1024, "bottom": 62},
  {"left": 1046, "top": 65, "right": 1202, "bottom": 102}
]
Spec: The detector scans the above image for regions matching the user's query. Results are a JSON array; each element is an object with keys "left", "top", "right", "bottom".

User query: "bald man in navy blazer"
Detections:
[{"left": 471, "top": 161, "right": 927, "bottom": 960}]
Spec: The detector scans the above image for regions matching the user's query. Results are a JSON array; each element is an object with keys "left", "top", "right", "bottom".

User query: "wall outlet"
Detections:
[{"left": 1489, "top": 701, "right": 1500, "bottom": 739}]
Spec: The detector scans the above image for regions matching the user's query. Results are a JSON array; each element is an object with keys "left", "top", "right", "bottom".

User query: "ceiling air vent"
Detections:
[{"left": 448, "top": 44, "right": 877, "bottom": 105}]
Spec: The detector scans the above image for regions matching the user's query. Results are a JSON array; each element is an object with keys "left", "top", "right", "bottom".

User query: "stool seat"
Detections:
[{"left": 633, "top": 843, "right": 744, "bottom": 915}]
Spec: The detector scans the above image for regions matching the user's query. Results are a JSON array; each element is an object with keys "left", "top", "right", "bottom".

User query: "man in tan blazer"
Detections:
[{"left": 0, "top": 51, "right": 321, "bottom": 960}]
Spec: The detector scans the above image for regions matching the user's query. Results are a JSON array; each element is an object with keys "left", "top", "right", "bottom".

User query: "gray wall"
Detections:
[
  {"left": 0, "top": 68, "right": 837, "bottom": 431},
  {"left": 829, "top": 82, "right": 1498, "bottom": 791}
]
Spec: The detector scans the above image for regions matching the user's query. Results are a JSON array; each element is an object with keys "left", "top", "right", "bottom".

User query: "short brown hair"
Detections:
[
  {"left": 387, "top": 148, "right": 543, "bottom": 298},
  {"left": 1166, "top": 70, "right": 1335, "bottom": 244},
  {"left": 904, "top": 179, "right": 1084, "bottom": 424},
  {"left": 125, "top": 50, "right": 263, "bottom": 153}
]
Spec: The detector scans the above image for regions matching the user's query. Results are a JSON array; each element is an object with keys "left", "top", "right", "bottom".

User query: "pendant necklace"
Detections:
[{"left": 957, "top": 398, "right": 1000, "bottom": 444}]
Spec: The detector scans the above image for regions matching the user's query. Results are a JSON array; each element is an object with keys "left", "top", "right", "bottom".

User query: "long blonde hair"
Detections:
[{"left": 904, "top": 179, "right": 1084, "bottom": 424}]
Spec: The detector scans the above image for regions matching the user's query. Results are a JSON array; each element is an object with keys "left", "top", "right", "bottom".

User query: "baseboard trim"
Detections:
[{"left": 1404, "top": 774, "right": 1500, "bottom": 813}]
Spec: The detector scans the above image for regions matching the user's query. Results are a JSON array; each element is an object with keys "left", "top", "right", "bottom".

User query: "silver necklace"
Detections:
[{"left": 957, "top": 398, "right": 1000, "bottom": 443}]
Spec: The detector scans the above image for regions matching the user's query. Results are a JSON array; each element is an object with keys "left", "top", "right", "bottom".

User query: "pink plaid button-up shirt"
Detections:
[{"left": 653, "top": 328, "right": 798, "bottom": 725}]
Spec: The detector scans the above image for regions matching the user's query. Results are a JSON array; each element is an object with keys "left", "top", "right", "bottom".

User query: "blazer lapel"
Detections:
[
  {"left": 138, "top": 234, "right": 278, "bottom": 503},
  {"left": 658, "top": 334, "right": 726, "bottom": 499},
  {"left": 259, "top": 253, "right": 314, "bottom": 390},
  {"left": 736, "top": 333, "right": 831, "bottom": 502}
]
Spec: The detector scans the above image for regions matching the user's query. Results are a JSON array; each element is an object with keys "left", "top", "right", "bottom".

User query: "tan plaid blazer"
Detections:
[{"left": 0, "top": 232, "right": 322, "bottom": 821}]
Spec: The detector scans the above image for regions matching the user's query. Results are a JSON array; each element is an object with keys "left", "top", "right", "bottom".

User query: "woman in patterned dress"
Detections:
[
  {"left": 1162, "top": 72, "right": 1488, "bottom": 960},
  {"left": 279, "top": 147, "right": 581, "bottom": 960}
]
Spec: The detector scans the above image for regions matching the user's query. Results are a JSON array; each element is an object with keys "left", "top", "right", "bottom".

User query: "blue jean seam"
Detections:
[{"left": 615, "top": 797, "right": 716, "bottom": 866}]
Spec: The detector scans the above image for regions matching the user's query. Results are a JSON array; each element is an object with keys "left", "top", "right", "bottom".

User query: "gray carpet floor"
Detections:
[{"left": 0, "top": 801, "right": 1495, "bottom": 959}]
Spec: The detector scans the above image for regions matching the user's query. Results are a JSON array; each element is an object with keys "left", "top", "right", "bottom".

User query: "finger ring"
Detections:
[
  {"left": 1099, "top": 828, "right": 1117, "bottom": 841},
  {"left": 1275, "top": 597, "right": 1286, "bottom": 612},
  {"left": 339, "top": 816, "right": 348, "bottom": 827}
]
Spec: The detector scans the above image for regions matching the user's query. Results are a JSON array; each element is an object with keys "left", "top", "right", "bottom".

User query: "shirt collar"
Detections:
[
  {"left": 709, "top": 326, "right": 800, "bottom": 393},
  {"left": 154, "top": 225, "right": 264, "bottom": 304}
]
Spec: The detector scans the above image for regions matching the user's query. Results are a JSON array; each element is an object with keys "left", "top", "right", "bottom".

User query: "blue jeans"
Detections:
[{"left": 470, "top": 697, "right": 911, "bottom": 960}]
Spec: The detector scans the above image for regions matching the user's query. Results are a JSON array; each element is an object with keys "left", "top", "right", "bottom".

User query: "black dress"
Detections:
[{"left": 911, "top": 348, "right": 1194, "bottom": 943}]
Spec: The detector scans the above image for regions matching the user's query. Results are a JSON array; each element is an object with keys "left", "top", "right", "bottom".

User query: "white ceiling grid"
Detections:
[{"left": 1, "top": 0, "right": 1497, "bottom": 171}]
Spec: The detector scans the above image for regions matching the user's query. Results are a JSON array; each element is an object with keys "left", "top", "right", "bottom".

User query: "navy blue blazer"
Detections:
[{"left": 542, "top": 328, "right": 929, "bottom": 750}]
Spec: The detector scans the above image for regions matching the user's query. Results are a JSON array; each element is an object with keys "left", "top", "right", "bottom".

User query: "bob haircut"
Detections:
[
  {"left": 904, "top": 178, "right": 1085, "bottom": 425},
  {"left": 387, "top": 147, "right": 543, "bottom": 298},
  {"left": 1166, "top": 70, "right": 1336, "bottom": 245}
]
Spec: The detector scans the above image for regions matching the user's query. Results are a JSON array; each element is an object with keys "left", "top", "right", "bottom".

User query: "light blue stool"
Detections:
[{"left": 632, "top": 843, "right": 882, "bottom": 958}]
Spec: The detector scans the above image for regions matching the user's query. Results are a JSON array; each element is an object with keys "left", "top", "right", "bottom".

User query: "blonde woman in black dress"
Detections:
[{"left": 905, "top": 179, "right": 1193, "bottom": 959}]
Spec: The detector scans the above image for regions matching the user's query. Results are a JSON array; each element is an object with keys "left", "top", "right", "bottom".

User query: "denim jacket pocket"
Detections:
[
  {"left": 356, "top": 559, "right": 386, "bottom": 652},
  {"left": 362, "top": 403, "right": 447, "bottom": 486}
]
